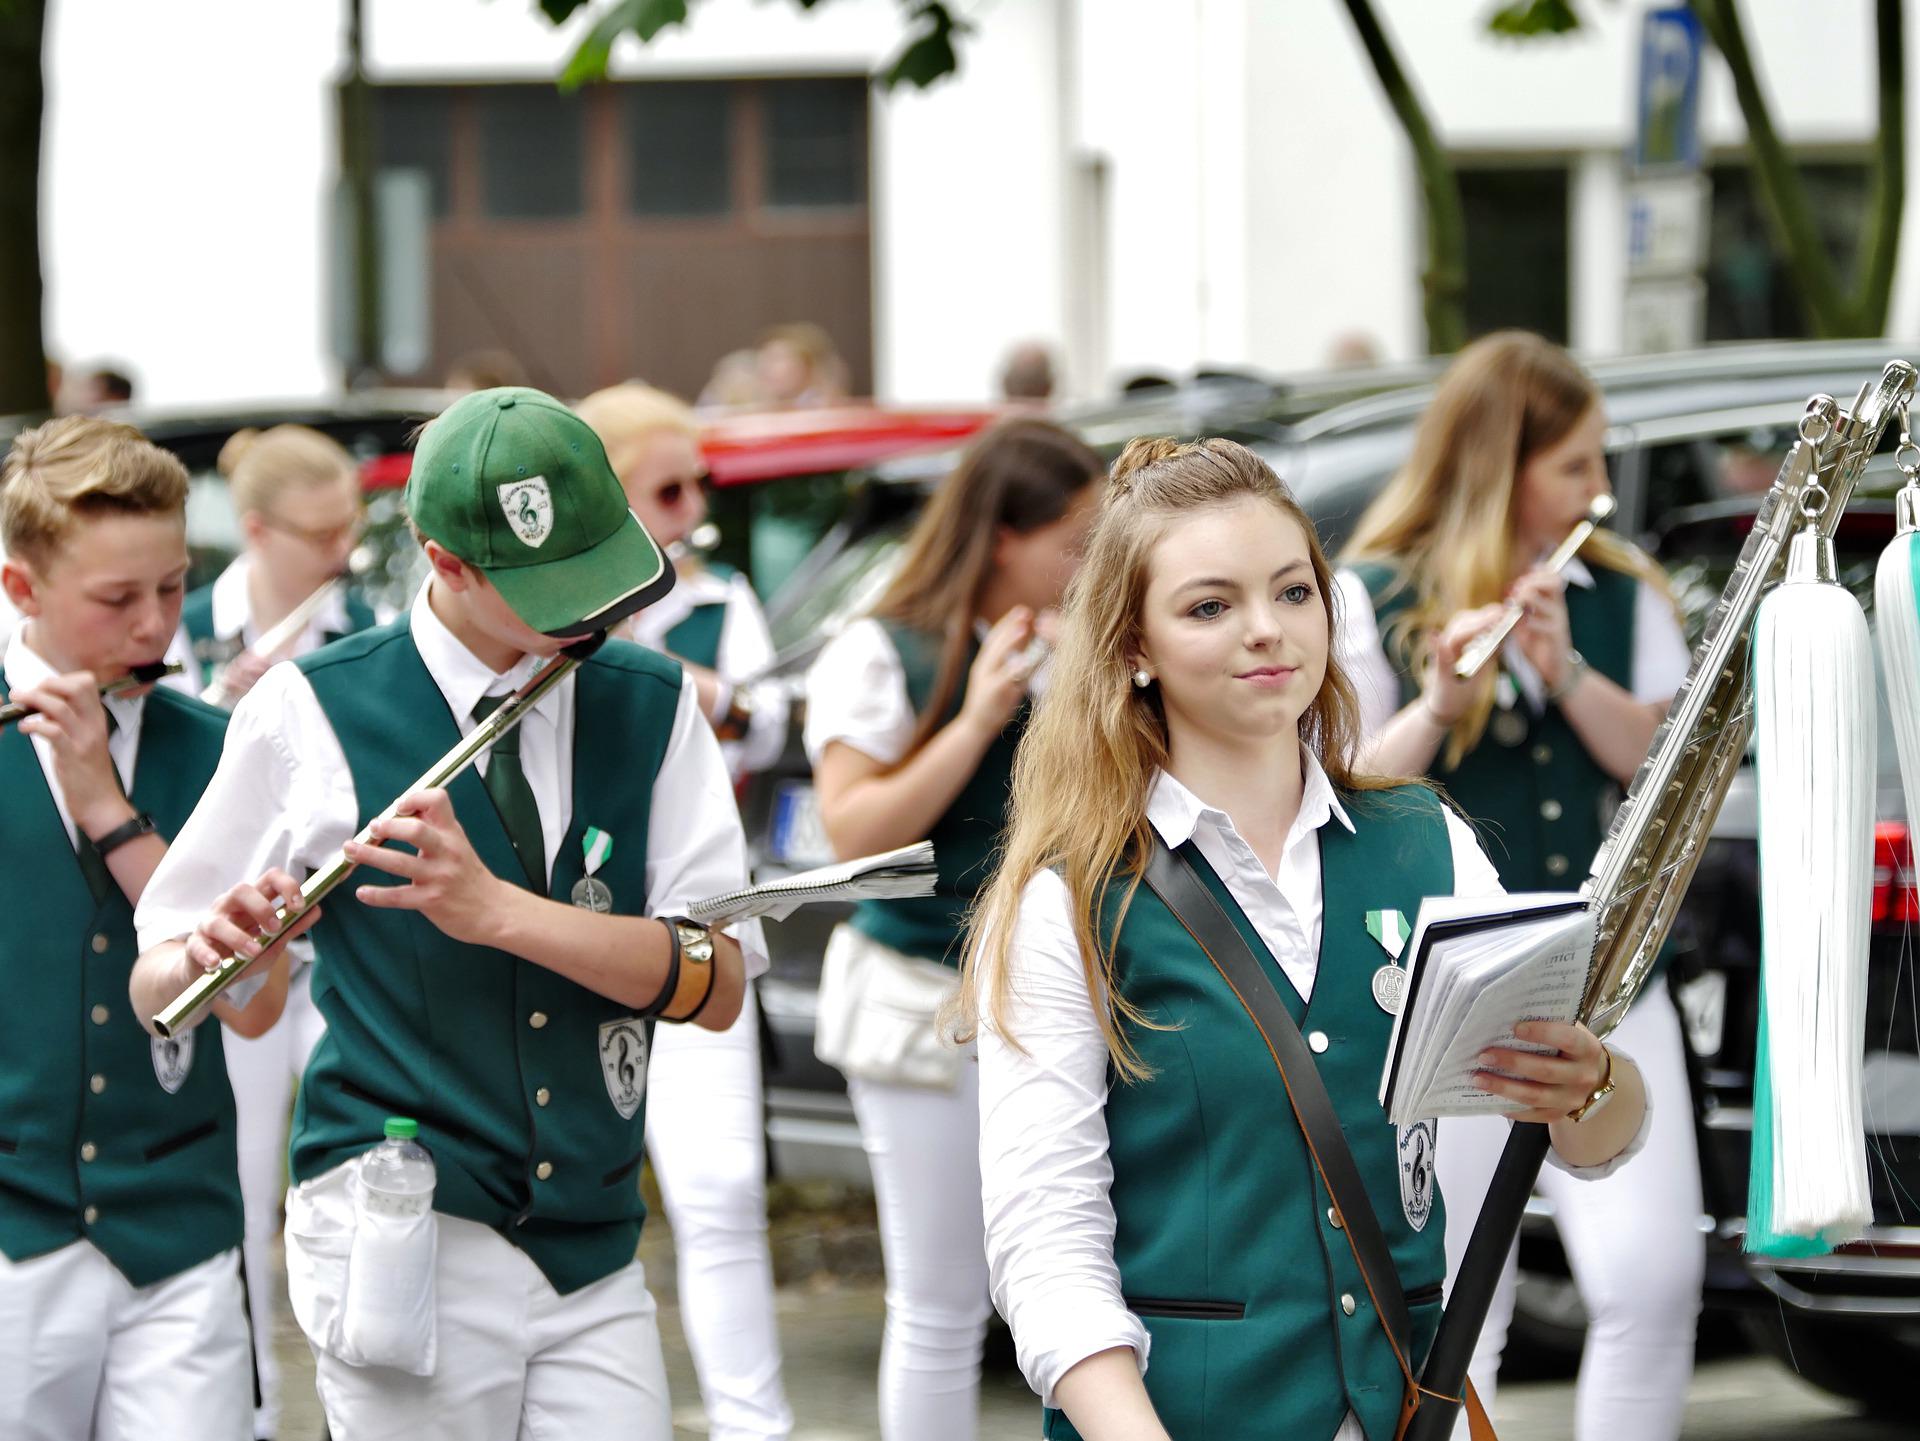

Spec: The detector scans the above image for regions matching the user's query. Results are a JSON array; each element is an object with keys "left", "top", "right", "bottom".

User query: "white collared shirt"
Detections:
[
  {"left": 3, "top": 628, "right": 144, "bottom": 850},
  {"left": 1333, "top": 559, "right": 1692, "bottom": 735},
  {"left": 977, "top": 753, "right": 1642, "bottom": 1419},
  {"left": 621, "top": 564, "right": 789, "bottom": 777},
  {"left": 135, "top": 583, "right": 767, "bottom": 978}
]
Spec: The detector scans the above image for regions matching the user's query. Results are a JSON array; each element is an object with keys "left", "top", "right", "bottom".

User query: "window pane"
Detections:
[
  {"left": 1457, "top": 166, "right": 1570, "bottom": 345},
  {"left": 626, "top": 84, "right": 732, "bottom": 217},
  {"left": 763, "top": 79, "right": 867, "bottom": 209},
  {"left": 480, "top": 87, "right": 584, "bottom": 220},
  {"left": 1705, "top": 161, "right": 1868, "bottom": 341},
  {"left": 373, "top": 87, "right": 453, "bottom": 218}
]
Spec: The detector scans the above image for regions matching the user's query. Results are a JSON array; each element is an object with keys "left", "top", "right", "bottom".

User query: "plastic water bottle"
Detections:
[
  {"left": 343, "top": 1116, "right": 439, "bottom": 1370},
  {"left": 359, "top": 1116, "right": 435, "bottom": 1218}
]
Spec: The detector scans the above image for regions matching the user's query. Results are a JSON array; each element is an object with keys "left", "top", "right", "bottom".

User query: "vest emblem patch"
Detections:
[
  {"left": 151, "top": 1031, "right": 194, "bottom": 1094},
  {"left": 598, "top": 1017, "right": 649, "bottom": 1120},
  {"left": 1397, "top": 1119, "right": 1436, "bottom": 1231},
  {"left": 498, "top": 476, "right": 554, "bottom": 549}
]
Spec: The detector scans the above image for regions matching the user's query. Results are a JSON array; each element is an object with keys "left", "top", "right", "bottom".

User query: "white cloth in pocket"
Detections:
[
  {"left": 814, "top": 923, "right": 964, "bottom": 1090},
  {"left": 285, "top": 1158, "right": 440, "bottom": 1376}
]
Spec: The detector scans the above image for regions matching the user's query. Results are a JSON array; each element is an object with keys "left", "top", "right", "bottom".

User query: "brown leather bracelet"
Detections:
[{"left": 656, "top": 917, "right": 716, "bottom": 1023}]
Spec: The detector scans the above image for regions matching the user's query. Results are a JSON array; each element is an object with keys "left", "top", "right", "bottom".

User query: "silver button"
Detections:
[
  {"left": 1328, "top": 1207, "right": 1343, "bottom": 1230},
  {"left": 1308, "top": 1031, "right": 1330, "bottom": 1054},
  {"left": 1341, "top": 1293, "right": 1357, "bottom": 1316},
  {"left": 535, "top": 1161, "right": 554, "bottom": 1181},
  {"left": 90, "top": 1005, "right": 109, "bottom": 1025},
  {"left": 80, "top": 1142, "right": 97, "bottom": 1163},
  {"left": 1531, "top": 744, "right": 1552, "bottom": 765},
  {"left": 83, "top": 1205, "right": 99, "bottom": 1225},
  {"left": 1540, "top": 799, "right": 1563, "bottom": 821},
  {"left": 89, "top": 1074, "right": 106, "bottom": 1094},
  {"left": 535, "top": 1088, "right": 551, "bottom": 1107},
  {"left": 529, "top": 1011, "right": 549, "bottom": 1030},
  {"left": 1545, "top": 854, "right": 1569, "bottom": 877},
  {"left": 90, "top": 933, "right": 110, "bottom": 955}
]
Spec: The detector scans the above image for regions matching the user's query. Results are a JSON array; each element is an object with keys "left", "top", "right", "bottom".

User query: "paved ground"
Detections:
[{"left": 272, "top": 1263, "right": 1909, "bottom": 1440}]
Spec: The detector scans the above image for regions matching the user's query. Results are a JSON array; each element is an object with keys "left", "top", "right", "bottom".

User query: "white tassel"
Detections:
[
  {"left": 1749, "top": 530, "right": 1875, "bottom": 1252},
  {"left": 1878, "top": 494, "right": 1920, "bottom": 853}
]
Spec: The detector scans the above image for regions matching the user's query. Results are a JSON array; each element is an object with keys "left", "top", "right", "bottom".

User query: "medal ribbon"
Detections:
[
  {"left": 1365, "top": 908, "right": 1410, "bottom": 960},
  {"left": 583, "top": 826, "right": 614, "bottom": 876}
]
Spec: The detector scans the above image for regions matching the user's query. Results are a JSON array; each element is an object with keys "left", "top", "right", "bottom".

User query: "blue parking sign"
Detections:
[{"left": 1634, "top": 5, "right": 1703, "bottom": 172}]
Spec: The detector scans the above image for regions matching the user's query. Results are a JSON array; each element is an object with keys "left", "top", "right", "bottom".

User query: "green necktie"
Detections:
[
  {"left": 74, "top": 711, "right": 119, "bottom": 906},
  {"left": 472, "top": 694, "right": 547, "bottom": 896}
]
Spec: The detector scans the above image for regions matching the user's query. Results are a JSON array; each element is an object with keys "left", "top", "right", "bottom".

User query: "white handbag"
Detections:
[{"left": 814, "top": 922, "right": 965, "bottom": 1090}]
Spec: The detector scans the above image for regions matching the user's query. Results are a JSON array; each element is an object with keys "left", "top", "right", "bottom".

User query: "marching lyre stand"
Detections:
[{"left": 1402, "top": 361, "right": 1920, "bottom": 1441}]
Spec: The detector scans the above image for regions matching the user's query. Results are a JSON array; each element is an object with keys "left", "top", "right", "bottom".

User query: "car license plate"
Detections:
[{"left": 769, "top": 782, "right": 834, "bottom": 868}]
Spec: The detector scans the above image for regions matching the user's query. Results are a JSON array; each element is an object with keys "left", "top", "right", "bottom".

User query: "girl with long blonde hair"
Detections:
[
  {"left": 1336, "top": 331, "right": 1701, "bottom": 1441},
  {"left": 963, "top": 435, "right": 1645, "bottom": 1441},
  {"left": 804, "top": 415, "right": 1104, "bottom": 1441}
]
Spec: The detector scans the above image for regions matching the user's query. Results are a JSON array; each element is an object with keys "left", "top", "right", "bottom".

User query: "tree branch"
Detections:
[
  {"left": 1341, "top": 0, "right": 1467, "bottom": 353},
  {"left": 0, "top": 0, "right": 46, "bottom": 415},
  {"left": 1852, "top": 0, "right": 1904, "bottom": 330}
]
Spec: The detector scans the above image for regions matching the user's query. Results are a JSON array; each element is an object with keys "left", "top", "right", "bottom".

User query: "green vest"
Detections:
[
  {"left": 0, "top": 686, "right": 241, "bottom": 1287},
  {"left": 1350, "top": 563, "right": 1637, "bottom": 892},
  {"left": 1046, "top": 786, "right": 1454, "bottom": 1441},
  {"left": 662, "top": 563, "right": 735, "bottom": 670},
  {"left": 182, "top": 578, "right": 377, "bottom": 680},
  {"left": 291, "top": 623, "right": 680, "bottom": 1295},
  {"left": 848, "top": 621, "right": 1026, "bottom": 966}
]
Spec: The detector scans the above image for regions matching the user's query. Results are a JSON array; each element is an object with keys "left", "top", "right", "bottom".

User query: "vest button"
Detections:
[
  {"left": 89, "top": 1074, "right": 107, "bottom": 1094},
  {"left": 83, "top": 1206, "right": 99, "bottom": 1225},
  {"left": 80, "top": 1142, "right": 97, "bottom": 1163},
  {"left": 535, "top": 1088, "right": 552, "bottom": 1107},
  {"left": 91, "top": 933, "right": 110, "bottom": 954},
  {"left": 91, "top": 1005, "right": 109, "bottom": 1025},
  {"left": 1545, "top": 854, "right": 1569, "bottom": 877},
  {"left": 1341, "top": 1293, "right": 1357, "bottom": 1316},
  {"left": 1532, "top": 744, "right": 1553, "bottom": 765},
  {"left": 1328, "top": 1207, "right": 1343, "bottom": 1230},
  {"left": 529, "top": 1011, "right": 549, "bottom": 1030},
  {"left": 535, "top": 1161, "right": 554, "bottom": 1180},
  {"left": 1308, "top": 1031, "right": 1330, "bottom": 1054},
  {"left": 1540, "top": 799, "right": 1563, "bottom": 821}
]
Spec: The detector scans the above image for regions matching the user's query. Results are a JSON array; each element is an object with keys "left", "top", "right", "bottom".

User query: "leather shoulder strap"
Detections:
[{"left": 1142, "top": 838, "right": 1416, "bottom": 1354}]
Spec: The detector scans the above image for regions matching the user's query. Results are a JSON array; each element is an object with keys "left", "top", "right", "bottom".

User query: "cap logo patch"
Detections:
[{"left": 498, "top": 476, "right": 555, "bottom": 549}]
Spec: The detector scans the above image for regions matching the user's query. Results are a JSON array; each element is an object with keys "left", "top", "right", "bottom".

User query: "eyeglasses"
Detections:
[{"left": 260, "top": 511, "right": 367, "bottom": 550}]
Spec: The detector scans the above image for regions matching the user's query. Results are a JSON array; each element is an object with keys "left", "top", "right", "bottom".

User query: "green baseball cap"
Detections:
[{"left": 408, "top": 387, "right": 675, "bottom": 636}]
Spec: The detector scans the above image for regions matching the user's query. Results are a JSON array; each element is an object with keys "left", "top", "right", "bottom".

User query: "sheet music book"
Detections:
[
  {"left": 687, "top": 842, "right": 938, "bottom": 927},
  {"left": 1379, "top": 892, "right": 1596, "bottom": 1126}
]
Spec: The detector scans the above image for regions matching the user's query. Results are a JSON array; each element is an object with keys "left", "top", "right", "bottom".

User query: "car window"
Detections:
[{"left": 767, "top": 522, "right": 909, "bottom": 658}]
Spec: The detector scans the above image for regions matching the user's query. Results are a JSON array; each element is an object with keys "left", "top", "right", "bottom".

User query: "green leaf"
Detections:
[
  {"left": 879, "top": 2, "right": 967, "bottom": 90},
  {"left": 1485, "top": 0, "right": 1586, "bottom": 37},
  {"left": 558, "top": 0, "right": 692, "bottom": 90}
]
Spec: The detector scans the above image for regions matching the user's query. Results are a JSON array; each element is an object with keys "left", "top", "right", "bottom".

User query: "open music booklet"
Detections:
[{"left": 1378, "top": 893, "right": 1597, "bottom": 1126}]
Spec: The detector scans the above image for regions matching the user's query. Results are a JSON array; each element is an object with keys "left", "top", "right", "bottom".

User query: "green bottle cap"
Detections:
[{"left": 384, "top": 1117, "right": 419, "bottom": 1140}]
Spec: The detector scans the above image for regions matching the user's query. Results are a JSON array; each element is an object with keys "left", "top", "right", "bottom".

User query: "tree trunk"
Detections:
[
  {"left": 1693, "top": 0, "right": 1904, "bottom": 337},
  {"left": 1341, "top": 0, "right": 1468, "bottom": 354},
  {"left": 0, "top": 0, "right": 48, "bottom": 417}
]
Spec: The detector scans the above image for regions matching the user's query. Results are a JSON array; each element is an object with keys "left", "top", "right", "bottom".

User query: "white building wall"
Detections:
[{"left": 35, "top": 0, "right": 1919, "bottom": 408}]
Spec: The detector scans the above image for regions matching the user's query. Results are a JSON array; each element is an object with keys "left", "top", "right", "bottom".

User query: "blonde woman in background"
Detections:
[
  {"left": 1336, "top": 332, "right": 1702, "bottom": 1441},
  {"left": 576, "top": 382, "right": 794, "bottom": 1441},
  {"left": 183, "top": 424, "right": 376, "bottom": 1441}
]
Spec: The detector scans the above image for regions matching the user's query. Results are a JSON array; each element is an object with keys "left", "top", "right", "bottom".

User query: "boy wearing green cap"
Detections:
[{"left": 132, "top": 388, "right": 764, "bottom": 1441}]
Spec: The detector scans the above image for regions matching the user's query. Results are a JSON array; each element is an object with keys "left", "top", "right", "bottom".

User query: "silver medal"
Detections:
[
  {"left": 1490, "top": 708, "right": 1528, "bottom": 747},
  {"left": 1371, "top": 963, "right": 1407, "bottom": 1015},
  {"left": 571, "top": 875, "right": 613, "bottom": 912}
]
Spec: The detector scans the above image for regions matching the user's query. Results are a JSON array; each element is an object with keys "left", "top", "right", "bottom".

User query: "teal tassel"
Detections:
[{"left": 1745, "top": 982, "right": 1828, "bottom": 1259}]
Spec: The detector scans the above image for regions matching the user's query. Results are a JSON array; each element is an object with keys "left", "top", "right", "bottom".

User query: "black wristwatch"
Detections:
[{"left": 89, "top": 811, "right": 157, "bottom": 857}]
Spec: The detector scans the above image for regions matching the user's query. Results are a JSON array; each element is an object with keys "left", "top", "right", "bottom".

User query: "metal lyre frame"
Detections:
[{"left": 1404, "top": 361, "right": 1920, "bottom": 1441}]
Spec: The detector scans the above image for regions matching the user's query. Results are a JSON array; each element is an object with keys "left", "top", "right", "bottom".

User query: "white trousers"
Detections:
[
  {"left": 223, "top": 961, "right": 327, "bottom": 1438},
  {"left": 847, "top": 1064, "right": 991, "bottom": 1441},
  {"left": 646, "top": 987, "right": 793, "bottom": 1440},
  {"left": 1439, "top": 984, "right": 1704, "bottom": 1441},
  {"left": 287, "top": 1163, "right": 672, "bottom": 1441},
  {"left": 0, "top": 1240, "right": 251, "bottom": 1441}
]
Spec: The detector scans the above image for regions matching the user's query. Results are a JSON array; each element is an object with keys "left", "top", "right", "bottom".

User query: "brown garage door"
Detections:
[{"left": 367, "top": 78, "right": 873, "bottom": 402}]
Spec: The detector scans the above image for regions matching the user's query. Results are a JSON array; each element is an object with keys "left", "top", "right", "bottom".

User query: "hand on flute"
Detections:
[
  {"left": 12, "top": 671, "right": 127, "bottom": 838},
  {"left": 1419, "top": 604, "right": 1508, "bottom": 726},
  {"left": 1506, "top": 567, "right": 1575, "bottom": 692},
  {"left": 186, "top": 867, "right": 319, "bottom": 980},
  {"left": 343, "top": 787, "right": 513, "bottom": 947},
  {"left": 214, "top": 647, "right": 277, "bottom": 703}
]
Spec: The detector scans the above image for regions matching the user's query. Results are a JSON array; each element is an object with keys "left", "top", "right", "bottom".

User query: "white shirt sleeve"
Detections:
[
  {"left": 1630, "top": 579, "right": 1691, "bottom": 703},
  {"left": 716, "top": 572, "right": 790, "bottom": 777},
  {"left": 644, "top": 672, "right": 770, "bottom": 979},
  {"left": 978, "top": 869, "right": 1151, "bottom": 1409},
  {"left": 803, "top": 618, "right": 916, "bottom": 768},
  {"left": 135, "top": 663, "right": 360, "bottom": 954},
  {"left": 1333, "top": 568, "right": 1405, "bottom": 738}
]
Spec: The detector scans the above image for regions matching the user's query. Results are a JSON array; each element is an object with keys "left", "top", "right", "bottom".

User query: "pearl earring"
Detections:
[{"left": 1132, "top": 668, "right": 1152, "bottom": 689}]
